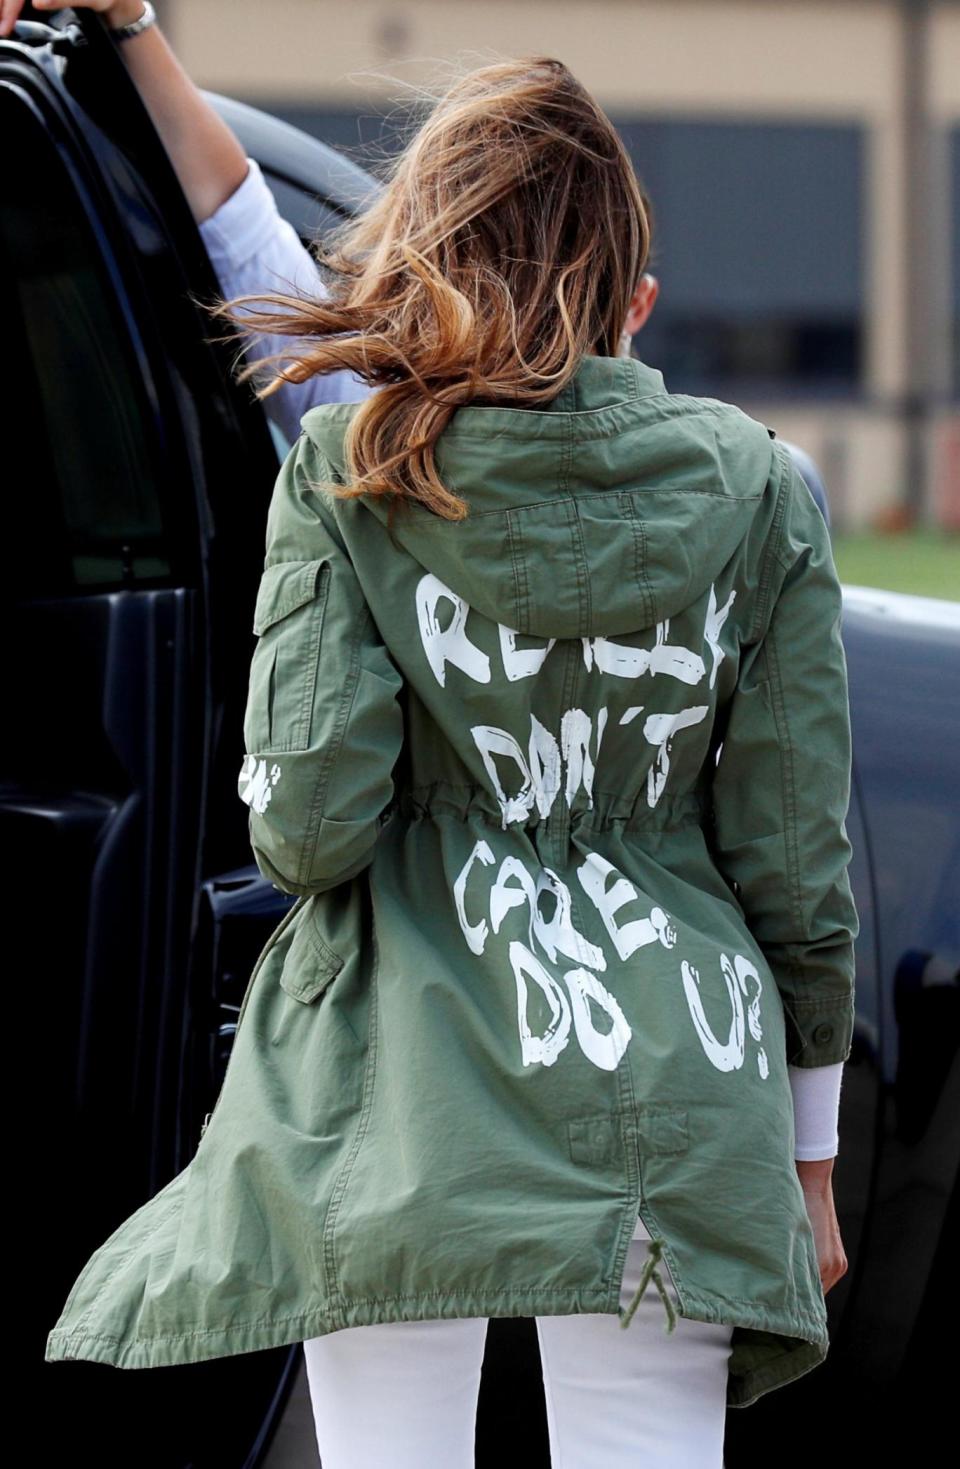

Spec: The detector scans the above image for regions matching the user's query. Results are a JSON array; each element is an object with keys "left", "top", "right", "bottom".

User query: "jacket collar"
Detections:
[
  {"left": 548, "top": 352, "right": 667, "bottom": 414},
  {"left": 437, "top": 352, "right": 669, "bottom": 440}
]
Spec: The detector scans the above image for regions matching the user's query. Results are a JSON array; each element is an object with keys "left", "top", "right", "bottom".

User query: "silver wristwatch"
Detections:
[{"left": 108, "top": 1, "right": 157, "bottom": 42}]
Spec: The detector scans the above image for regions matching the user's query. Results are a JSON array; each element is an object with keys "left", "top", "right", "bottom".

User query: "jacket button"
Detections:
[{"left": 813, "top": 1023, "right": 834, "bottom": 1045}]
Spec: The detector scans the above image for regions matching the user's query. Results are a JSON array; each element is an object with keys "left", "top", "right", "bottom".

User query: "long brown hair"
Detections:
[{"left": 201, "top": 56, "right": 653, "bottom": 521}]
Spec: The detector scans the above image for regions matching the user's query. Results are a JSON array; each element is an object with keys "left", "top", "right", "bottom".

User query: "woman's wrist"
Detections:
[
  {"left": 795, "top": 1156, "right": 835, "bottom": 1195},
  {"left": 104, "top": 1, "right": 147, "bottom": 28}
]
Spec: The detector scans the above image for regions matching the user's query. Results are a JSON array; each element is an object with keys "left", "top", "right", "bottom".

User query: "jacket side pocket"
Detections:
[
  {"left": 244, "top": 559, "right": 331, "bottom": 753},
  {"left": 278, "top": 896, "right": 345, "bottom": 1004}
]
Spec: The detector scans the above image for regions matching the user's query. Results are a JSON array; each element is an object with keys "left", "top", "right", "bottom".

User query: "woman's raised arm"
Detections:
[
  {"left": 7, "top": 2, "right": 375, "bottom": 435},
  {"left": 196, "top": 155, "right": 374, "bottom": 442},
  {"left": 20, "top": 1, "right": 250, "bottom": 221}
]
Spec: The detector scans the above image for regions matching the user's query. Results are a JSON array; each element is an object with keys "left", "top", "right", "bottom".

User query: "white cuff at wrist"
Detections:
[{"left": 788, "top": 1060, "right": 844, "bottom": 1160}]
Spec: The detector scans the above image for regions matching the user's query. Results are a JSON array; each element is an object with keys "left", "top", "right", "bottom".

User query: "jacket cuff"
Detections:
[{"left": 780, "top": 987, "right": 855, "bottom": 1068}]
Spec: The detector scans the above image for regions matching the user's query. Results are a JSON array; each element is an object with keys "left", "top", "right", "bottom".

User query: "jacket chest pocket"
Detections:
[
  {"left": 243, "top": 559, "right": 331, "bottom": 753},
  {"left": 278, "top": 895, "right": 345, "bottom": 1004}
]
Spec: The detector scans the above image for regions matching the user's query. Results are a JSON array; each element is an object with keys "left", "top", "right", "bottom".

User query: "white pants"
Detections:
[{"left": 302, "top": 1225, "right": 734, "bottom": 1467}]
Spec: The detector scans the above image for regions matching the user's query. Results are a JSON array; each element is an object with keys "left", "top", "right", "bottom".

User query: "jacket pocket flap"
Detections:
[
  {"left": 278, "top": 900, "right": 345, "bottom": 1004},
  {"left": 253, "top": 559, "right": 328, "bottom": 636}
]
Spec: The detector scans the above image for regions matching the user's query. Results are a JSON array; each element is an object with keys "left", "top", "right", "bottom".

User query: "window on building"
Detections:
[
  {"left": 617, "top": 117, "right": 865, "bottom": 401},
  {"left": 259, "top": 106, "right": 866, "bottom": 403}
]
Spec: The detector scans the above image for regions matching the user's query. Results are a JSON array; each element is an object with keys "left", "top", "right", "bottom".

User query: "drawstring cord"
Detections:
[{"left": 618, "top": 1237, "right": 678, "bottom": 1333}]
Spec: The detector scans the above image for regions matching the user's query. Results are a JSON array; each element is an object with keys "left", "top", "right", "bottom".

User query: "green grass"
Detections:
[{"left": 831, "top": 529, "right": 959, "bottom": 602}]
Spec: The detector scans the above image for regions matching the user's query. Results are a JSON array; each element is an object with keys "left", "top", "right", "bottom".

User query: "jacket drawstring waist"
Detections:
[{"left": 619, "top": 1237, "right": 679, "bottom": 1333}]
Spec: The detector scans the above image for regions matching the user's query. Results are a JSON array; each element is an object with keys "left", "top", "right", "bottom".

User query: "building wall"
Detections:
[{"left": 169, "top": 0, "right": 960, "bottom": 530}]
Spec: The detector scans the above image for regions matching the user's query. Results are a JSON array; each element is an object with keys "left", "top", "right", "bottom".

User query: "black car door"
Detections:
[{"left": 4, "top": 12, "right": 306, "bottom": 1465}]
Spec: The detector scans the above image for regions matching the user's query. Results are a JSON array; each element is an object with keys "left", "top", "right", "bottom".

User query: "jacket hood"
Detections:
[{"left": 302, "top": 354, "right": 777, "bottom": 640}]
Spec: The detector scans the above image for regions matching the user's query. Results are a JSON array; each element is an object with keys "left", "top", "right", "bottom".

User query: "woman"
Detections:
[{"left": 31, "top": 3, "right": 858, "bottom": 1464}]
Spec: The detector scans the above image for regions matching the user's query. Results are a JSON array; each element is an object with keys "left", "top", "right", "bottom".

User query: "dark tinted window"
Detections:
[
  {"left": 260, "top": 167, "right": 347, "bottom": 246},
  {"left": 3, "top": 90, "right": 172, "bottom": 595}
]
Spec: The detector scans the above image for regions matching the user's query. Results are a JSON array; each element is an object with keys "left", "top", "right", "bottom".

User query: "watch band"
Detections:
[{"left": 108, "top": 1, "right": 157, "bottom": 42}]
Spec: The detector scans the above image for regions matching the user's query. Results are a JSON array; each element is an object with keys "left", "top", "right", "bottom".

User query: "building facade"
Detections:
[{"left": 168, "top": 0, "right": 960, "bottom": 532}]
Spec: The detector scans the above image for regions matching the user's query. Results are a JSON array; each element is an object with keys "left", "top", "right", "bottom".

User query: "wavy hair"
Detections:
[{"left": 201, "top": 56, "right": 653, "bottom": 522}]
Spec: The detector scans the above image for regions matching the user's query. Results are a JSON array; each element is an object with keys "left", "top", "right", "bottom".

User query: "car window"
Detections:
[
  {"left": 261, "top": 168, "right": 348, "bottom": 246},
  {"left": 3, "top": 90, "right": 172, "bottom": 597}
]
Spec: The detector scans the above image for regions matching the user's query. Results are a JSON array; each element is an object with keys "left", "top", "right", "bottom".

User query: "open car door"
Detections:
[{"left": 5, "top": 10, "right": 309, "bottom": 1464}]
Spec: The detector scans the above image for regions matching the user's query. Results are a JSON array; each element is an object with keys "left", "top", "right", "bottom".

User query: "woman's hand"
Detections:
[
  {"left": 0, "top": 1, "right": 144, "bottom": 36},
  {"left": 1, "top": 0, "right": 249, "bottom": 223},
  {"left": 796, "top": 1157, "right": 849, "bottom": 1295}
]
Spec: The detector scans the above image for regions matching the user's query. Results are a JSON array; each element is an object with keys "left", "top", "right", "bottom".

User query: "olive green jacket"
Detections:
[{"left": 45, "top": 353, "right": 859, "bottom": 1408}]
